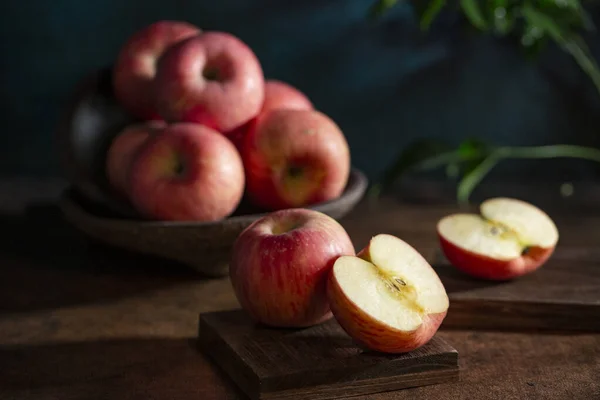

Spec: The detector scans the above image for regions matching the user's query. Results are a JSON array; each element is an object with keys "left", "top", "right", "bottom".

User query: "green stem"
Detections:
[
  {"left": 560, "top": 37, "right": 600, "bottom": 98},
  {"left": 457, "top": 155, "right": 500, "bottom": 205},
  {"left": 416, "top": 150, "right": 483, "bottom": 170},
  {"left": 457, "top": 144, "right": 600, "bottom": 204},
  {"left": 496, "top": 144, "right": 600, "bottom": 161}
]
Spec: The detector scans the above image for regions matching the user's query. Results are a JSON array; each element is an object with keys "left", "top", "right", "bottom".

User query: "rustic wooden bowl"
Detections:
[{"left": 60, "top": 168, "right": 368, "bottom": 277}]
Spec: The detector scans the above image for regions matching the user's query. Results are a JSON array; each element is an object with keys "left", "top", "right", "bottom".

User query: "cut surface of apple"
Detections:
[
  {"left": 437, "top": 197, "right": 559, "bottom": 280},
  {"left": 328, "top": 234, "right": 449, "bottom": 354}
]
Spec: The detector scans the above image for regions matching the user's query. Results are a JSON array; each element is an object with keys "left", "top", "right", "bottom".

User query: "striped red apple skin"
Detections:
[{"left": 229, "top": 208, "right": 355, "bottom": 328}]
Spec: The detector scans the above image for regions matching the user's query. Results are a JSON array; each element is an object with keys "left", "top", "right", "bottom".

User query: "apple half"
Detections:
[
  {"left": 437, "top": 197, "right": 559, "bottom": 281},
  {"left": 327, "top": 234, "right": 449, "bottom": 354}
]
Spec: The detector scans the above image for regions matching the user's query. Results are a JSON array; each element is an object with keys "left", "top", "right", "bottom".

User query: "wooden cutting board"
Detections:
[
  {"left": 432, "top": 250, "right": 600, "bottom": 331},
  {"left": 198, "top": 309, "right": 459, "bottom": 400}
]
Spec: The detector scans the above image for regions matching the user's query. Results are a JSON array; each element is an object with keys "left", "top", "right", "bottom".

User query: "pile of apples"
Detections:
[
  {"left": 229, "top": 197, "right": 559, "bottom": 354},
  {"left": 106, "top": 21, "right": 350, "bottom": 221}
]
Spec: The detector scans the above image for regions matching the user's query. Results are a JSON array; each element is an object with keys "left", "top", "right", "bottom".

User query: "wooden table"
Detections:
[{"left": 1, "top": 180, "right": 599, "bottom": 400}]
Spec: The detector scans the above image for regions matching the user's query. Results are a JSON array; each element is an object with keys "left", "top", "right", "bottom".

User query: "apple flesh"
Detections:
[
  {"left": 155, "top": 31, "right": 264, "bottom": 132},
  {"left": 128, "top": 123, "right": 244, "bottom": 221},
  {"left": 437, "top": 197, "right": 559, "bottom": 280},
  {"left": 113, "top": 20, "right": 201, "bottom": 120},
  {"left": 229, "top": 208, "right": 355, "bottom": 328},
  {"left": 328, "top": 234, "right": 449, "bottom": 354},
  {"left": 105, "top": 121, "right": 165, "bottom": 197},
  {"left": 241, "top": 109, "right": 350, "bottom": 211},
  {"left": 226, "top": 79, "right": 313, "bottom": 151}
]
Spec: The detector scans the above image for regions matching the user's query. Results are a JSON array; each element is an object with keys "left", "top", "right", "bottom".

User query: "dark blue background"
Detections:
[{"left": 2, "top": 0, "right": 600, "bottom": 181}]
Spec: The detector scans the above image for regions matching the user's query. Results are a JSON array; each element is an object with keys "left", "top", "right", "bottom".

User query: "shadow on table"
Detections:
[
  {"left": 0, "top": 337, "right": 242, "bottom": 400},
  {"left": 0, "top": 202, "right": 207, "bottom": 314},
  {"left": 429, "top": 250, "right": 501, "bottom": 294}
]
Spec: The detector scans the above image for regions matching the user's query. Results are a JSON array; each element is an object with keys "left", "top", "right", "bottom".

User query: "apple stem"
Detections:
[{"left": 287, "top": 165, "right": 304, "bottom": 179}]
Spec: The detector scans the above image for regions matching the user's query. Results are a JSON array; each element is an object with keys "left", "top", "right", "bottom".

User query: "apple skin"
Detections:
[
  {"left": 226, "top": 80, "right": 313, "bottom": 151},
  {"left": 128, "top": 123, "right": 244, "bottom": 221},
  {"left": 113, "top": 21, "right": 201, "bottom": 120},
  {"left": 155, "top": 31, "right": 264, "bottom": 132},
  {"left": 229, "top": 208, "right": 355, "bottom": 328},
  {"left": 241, "top": 109, "right": 350, "bottom": 211},
  {"left": 105, "top": 121, "right": 165, "bottom": 197},
  {"left": 327, "top": 274, "right": 447, "bottom": 353},
  {"left": 438, "top": 234, "right": 555, "bottom": 281},
  {"left": 260, "top": 80, "right": 313, "bottom": 114}
]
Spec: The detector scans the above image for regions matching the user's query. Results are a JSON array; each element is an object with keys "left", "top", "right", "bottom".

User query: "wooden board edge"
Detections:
[
  {"left": 257, "top": 335, "right": 459, "bottom": 394},
  {"left": 443, "top": 299, "right": 600, "bottom": 332},
  {"left": 261, "top": 366, "right": 460, "bottom": 400},
  {"left": 198, "top": 313, "right": 260, "bottom": 400}
]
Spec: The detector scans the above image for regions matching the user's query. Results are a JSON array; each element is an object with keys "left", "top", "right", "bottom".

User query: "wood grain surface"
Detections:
[
  {"left": 432, "top": 252, "right": 600, "bottom": 331},
  {"left": 199, "top": 310, "right": 458, "bottom": 400},
  {"left": 0, "top": 180, "right": 599, "bottom": 399}
]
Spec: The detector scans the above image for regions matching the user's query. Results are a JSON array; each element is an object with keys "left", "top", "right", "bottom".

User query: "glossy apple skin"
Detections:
[
  {"left": 229, "top": 208, "right": 355, "bottom": 328},
  {"left": 438, "top": 234, "right": 555, "bottom": 281},
  {"left": 226, "top": 80, "right": 313, "bottom": 151},
  {"left": 105, "top": 121, "right": 165, "bottom": 197},
  {"left": 155, "top": 31, "right": 264, "bottom": 132},
  {"left": 128, "top": 123, "right": 244, "bottom": 221},
  {"left": 242, "top": 109, "right": 350, "bottom": 211},
  {"left": 113, "top": 21, "right": 201, "bottom": 120},
  {"left": 327, "top": 273, "right": 447, "bottom": 353}
]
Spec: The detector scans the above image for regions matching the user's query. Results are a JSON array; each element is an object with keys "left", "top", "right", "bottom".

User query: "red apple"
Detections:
[
  {"left": 327, "top": 234, "right": 449, "bottom": 353},
  {"left": 105, "top": 121, "right": 165, "bottom": 197},
  {"left": 155, "top": 31, "right": 264, "bottom": 132},
  {"left": 226, "top": 79, "right": 313, "bottom": 150},
  {"left": 229, "top": 208, "right": 355, "bottom": 328},
  {"left": 437, "top": 197, "right": 559, "bottom": 280},
  {"left": 128, "top": 123, "right": 244, "bottom": 221},
  {"left": 241, "top": 109, "right": 350, "bottom": 211},
  {"left": 113, "top": 20, "right": 201, "bottom": 120},
  {"left": 260, "top": 79, "right": 313, "bottom": 115}
]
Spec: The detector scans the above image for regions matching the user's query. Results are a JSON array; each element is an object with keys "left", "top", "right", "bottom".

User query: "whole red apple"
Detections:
[
  {"left": 113, "top": 20, "right": 201, "bottom": 120},
  {"left": 155, "top": 31, "right": 264, "bottom": 132},
  {"left": 229, "top": 208, "right": 355, "bottom": 328},
  {"left": 260, "top": 80, "right": 313, "bottom": 115},
  {"left": 105, "top": 121, "right": 165, "bottom": 197},
  {"left": 226, "top": 79, "right": 313, "bottom": 150},
  {"left": 128, "top": 123, "right": 245, "bottom": 221},
  {"left": 241, "top": 109, "right": 350, "bottom": 211}
]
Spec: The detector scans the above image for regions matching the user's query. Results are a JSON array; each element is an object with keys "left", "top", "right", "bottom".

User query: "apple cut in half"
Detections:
[
  {"left": 437, "top": 197, "right": 559, "bottom": 281},
  {"left": 327, "top": 234, "right": 449, "bottom": 354}
]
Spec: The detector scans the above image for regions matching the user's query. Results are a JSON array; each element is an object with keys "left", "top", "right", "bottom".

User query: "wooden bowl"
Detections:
[{"left": 60, "top": 168, "right": 368, "bottom": 277}]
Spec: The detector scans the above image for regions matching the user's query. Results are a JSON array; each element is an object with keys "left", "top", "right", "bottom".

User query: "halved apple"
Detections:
[
  {"left": 327, "top": 234, "right": 449, "bottom": 354},
  {"left": 437, "top": 197, "right": 559, "bottom": 281}
]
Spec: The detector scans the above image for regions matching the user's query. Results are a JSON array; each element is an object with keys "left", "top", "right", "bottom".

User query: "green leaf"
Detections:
[
  {"left": 460, "top": 0, "right": 489, "bottom": 30},
  {"left": 562, "top": 35, "right": 600, "bottom": 96},
  {"left": 457, "top": 138, "right": 490, "bottom": 176},
  {"left": 458, "top": 138, "right": 488, "bottom": 158},
  {"left": 491, "top": 5, "right": 515, "bottom": 36},
  {"left": 522, "top": 5, "right": 600, "bottom": 98},
  {"left": 521, "top": 5, "right": 566, "bottom": 41},
  {"left": 445, "top": 162, "right": 460, "bottom": 179},
  {"left": 369, "top": 0, "right": 400, "bottom": 19},
  {"left": 419, "top": 0, "right": 447, "bottom": 30}
]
